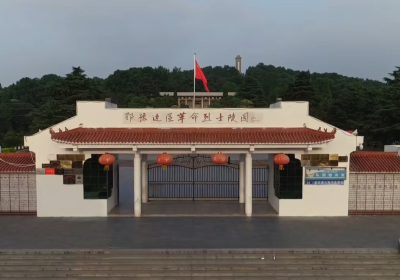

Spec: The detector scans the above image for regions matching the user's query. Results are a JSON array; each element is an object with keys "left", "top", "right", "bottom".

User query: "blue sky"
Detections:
[{"left": 0, "top": 0, "right": 399, "bottom": 86}]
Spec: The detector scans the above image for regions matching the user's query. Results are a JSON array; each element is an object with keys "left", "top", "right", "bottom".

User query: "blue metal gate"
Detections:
[{"left": 148, "top": 155, "right": 268, "bottom": 200}]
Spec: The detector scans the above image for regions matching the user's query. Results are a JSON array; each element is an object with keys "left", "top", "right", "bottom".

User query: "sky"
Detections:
[{"left": 0, "top": 0, "right": 399, "bottom": 86}]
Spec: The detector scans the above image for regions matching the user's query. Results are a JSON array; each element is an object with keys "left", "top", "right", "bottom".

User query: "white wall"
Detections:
[
  {"left": 384, "top": 145, "right": 400, "bottom": 153},
  {"left": 107, "top": 160, "right": 119, "bottom": 213},
  {"left": 277, "top": 153, "right": 350, "bottom": 216},
  {"left": 267, "top": 155, "right": 279, "bottom": 212},
  {"left": 36, "top": 175, "right": 107, "bottom": 217},
  {"left": 279, "top": 185, "right": 348, "bottom": 216},
  {"left": 20, "top": 100, "right": 360, "bottom": 133}
]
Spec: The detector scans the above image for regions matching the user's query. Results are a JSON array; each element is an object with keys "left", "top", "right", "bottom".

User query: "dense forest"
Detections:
[{"left": 0, "top": 63, "right": 399, "bottom": 150}]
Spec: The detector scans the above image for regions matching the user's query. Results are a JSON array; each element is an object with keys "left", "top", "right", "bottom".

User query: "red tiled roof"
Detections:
[
  {"left": 350, "top": 152, "right": 400, "bottom": 173},
  {"left": 50, "top": 127, "right": 336, "bottom": 145},
  {"left": 0, "top": 153, "right": 36, "bottom": 173}
]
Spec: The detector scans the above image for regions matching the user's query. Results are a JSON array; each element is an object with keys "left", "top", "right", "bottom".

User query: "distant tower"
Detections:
[{"left": 235, "top": 55, "right": 242, "bottom": 73}]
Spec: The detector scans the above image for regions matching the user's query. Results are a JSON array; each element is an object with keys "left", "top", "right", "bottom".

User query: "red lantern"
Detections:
[
  {"left": 212, "top": 152, "right": 228, "bottom": 164},
  {"left": 157, "top": 153, "right": 173, "bottom": 170},
  {"left": 99, "top": 153, "right": 116, "bottom": 171},
  {"left": 273, "top": 153, "right": 290, "bottom": 171}
]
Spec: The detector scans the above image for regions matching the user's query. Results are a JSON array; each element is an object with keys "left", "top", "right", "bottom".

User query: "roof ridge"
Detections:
[
  {"left": 352, "top": 152, "right": 398, "bottom": 156},
  {"left": 50, "top": 127, "right": 335, "bottom": 132},
  {"left": 50, "top": 127, "right": 335, "bottom": 145},
  {"left": 0, "top": 153, "right": 35, "bottom": 157}
]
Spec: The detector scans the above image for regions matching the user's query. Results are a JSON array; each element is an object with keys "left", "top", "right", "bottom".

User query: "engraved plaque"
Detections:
[
  {"left": 49, "top": 161, "right": 61, "bottom": 168},
  {"left": 57, "top": 154, "right": 85, "bottom": 161},
  {"left": 329, "top": 154, "right": 339, "bottom": 161},
  {"left": 338, "top": 156, "right": 348, "bottom": 162},
  {"left": 301, "top": 160, "right": 310, "bottom": 167},
  {"left": 72, "top": 161, "right": 83, "bottom": 168},
  {"left": 301, "top": 154, "right": 311, "bottom": 160}
]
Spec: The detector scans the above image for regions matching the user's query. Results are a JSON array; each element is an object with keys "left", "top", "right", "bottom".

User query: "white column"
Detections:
[
  {"left": 239, "top": 154, "right": 245, "bottom": 203},
  {"left": 245, "top": 153, "right": 253, "bottom": 216},
  {"left": 141, "top": 154, "right": 148, "bottom": 203},
  {"left": 268, "top": 154, "right": 274, "bottom": 195},
  {"left": 112, "top": 157, "right": 119, "bottom": 207},
  {"left": 134, "top": 153, "right": 142, "bottom": 217}
]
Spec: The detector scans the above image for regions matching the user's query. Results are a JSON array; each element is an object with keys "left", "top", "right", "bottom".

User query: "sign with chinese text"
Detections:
[
  {"left": 305, "top": 167, "right": 346, "bottom": 181},
  {"left": 305, "top": 180, "right": 345, "bottom": 185},
  {"left": 122, "top": 110, "right": 262, "bottom": 125}
]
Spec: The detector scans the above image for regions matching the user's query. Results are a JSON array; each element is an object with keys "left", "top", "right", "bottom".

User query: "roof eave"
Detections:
[{"left": 51, "top": 139, "right": 334, "bottom": 145}]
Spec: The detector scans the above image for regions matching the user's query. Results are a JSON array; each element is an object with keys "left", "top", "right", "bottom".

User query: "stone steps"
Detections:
[
  {"left": 1, "top": 255, "right": 398, "bottom": 260},
  {"left": 0, "top": 249, "right": 399, "bottom": 278},
  {"left": 1, "top": 263, "right": 400, "bottom": 270},
  {"left": 5, "top": 278, "right": 400, "bottom": 280},
  {"left": 2, "top": 270, "right": 400, "bottom": 277},
  {"left": 0, "top": 252, "right": 397, "bottom": 259},
  {"left": 1, "top": 259, "right": 400, "bottom": 265}
]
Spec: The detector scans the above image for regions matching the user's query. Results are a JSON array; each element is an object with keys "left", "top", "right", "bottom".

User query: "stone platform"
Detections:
[
  {"left": 1, "top": 216, "right": 400, "bottom": 249},
  {"left": 109, "top": 201, "right": 278, "bottom": 217}
]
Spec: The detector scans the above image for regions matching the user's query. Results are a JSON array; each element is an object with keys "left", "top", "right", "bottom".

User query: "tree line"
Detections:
[{"left": 0, "top": 64, "right": 399, "bottom": 150}]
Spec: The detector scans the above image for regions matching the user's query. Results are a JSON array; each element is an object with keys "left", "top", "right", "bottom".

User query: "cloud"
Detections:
[{"left": 0, "top": 0, "right": 399, "bottom": 86}]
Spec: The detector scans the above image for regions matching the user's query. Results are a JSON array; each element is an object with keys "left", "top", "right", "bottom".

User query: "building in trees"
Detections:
[
  {"left": 160, "top": 92, "right": 236, "bottom": 108},
  {"left": 235, "top": 55, "right": 242, "bottom": 73}
]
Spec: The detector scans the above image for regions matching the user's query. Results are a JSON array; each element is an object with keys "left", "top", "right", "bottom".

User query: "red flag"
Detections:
[{"left": 195, "top": 60, "right": 209, "bottom": 92}]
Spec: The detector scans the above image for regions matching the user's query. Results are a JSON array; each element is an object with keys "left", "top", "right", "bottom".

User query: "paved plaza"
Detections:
[
  {"left": 110, "top": 201, "right": 278, "bottom": 216},
  {"left": 1, "top": 215, "right": 399, "bottom": 250}
]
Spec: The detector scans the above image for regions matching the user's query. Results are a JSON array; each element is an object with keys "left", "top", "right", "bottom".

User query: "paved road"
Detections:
[{"left": 1, "top": 216, "right": 399, "bottom": 249}]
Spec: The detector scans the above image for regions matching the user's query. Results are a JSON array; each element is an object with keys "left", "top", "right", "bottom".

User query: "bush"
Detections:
[{"left": 1, "top": 148, "right": 16, "bottom": 153}]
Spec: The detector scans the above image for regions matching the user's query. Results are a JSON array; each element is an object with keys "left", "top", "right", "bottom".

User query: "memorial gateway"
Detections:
[{"left": 1, "top": 99, "right": 400, "bottom": 217}]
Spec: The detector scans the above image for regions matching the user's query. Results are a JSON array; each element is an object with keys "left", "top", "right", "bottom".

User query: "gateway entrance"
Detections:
[{"left": 147, "top": 154, "right": 268, "bottom": 200}]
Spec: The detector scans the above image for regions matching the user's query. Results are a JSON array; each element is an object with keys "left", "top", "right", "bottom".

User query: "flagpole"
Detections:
[{"left": 193, "top": 53, "right": 196, "bottom": 109}]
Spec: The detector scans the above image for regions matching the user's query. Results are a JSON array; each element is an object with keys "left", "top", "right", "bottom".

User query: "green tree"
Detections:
[
  {"left": 383, "top": 66, "right": 400, "bottom": 86},
  {"left": 30, "top": 99, "right": 75, "bottom": 133},
  {"left": 372, "top": 67, "right": 400, "bottom": 143},
  {"left": 2, "top": 131, "right": 24, "bottom": 147},
  {"left": 241, "top": 99, "right": 254, "bottom": 108},
  {"left": 237, "top": 76, "right": 267, "bottom": 107},
  {"left": 282, "top": 71, "right": 320, "bottom": 116},
  {"left": 128, "top": 96, "right": 149, "bottom": 108},
  {"left": 211, "top": 96, "right": 242, "bottom": 108},
  {"left": 222, "top": 81, "right": 239, "bottom": 93}
]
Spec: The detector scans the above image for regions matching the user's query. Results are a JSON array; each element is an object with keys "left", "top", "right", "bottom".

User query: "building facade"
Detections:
[{"left": 6, "top": 99, "right": 376, "bottom": 218}]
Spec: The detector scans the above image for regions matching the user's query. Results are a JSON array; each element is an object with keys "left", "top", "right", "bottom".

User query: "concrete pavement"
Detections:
[{"left": 1, "top": 216, "right": 400, "bottom": 249}]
